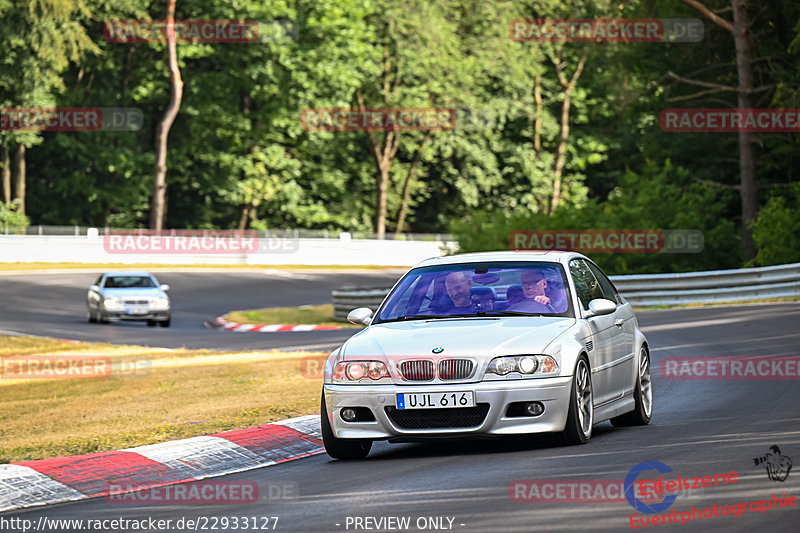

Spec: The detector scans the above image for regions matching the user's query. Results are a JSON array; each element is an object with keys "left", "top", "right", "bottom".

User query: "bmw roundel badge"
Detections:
[{"left": 432, "top": 346, "right": 444, "bottom": 354}]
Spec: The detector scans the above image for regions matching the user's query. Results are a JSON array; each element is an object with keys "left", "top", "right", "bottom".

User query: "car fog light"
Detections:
[
  {"left": 525, "top": 402, "right": 544, "bottom": 416},
  {"left": 341, "top": 408, "right": 357, "bottom": 422}
]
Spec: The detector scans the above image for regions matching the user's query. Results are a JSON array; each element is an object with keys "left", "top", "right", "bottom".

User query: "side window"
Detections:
[
  {"left": 95, "top": 275, "right": 105, "bottom": 287},
  {"left": 569, "top": 259, "right": 596, "bottom": 311},
  {"left": 587, "top": 262, "right": 620, "bottom": 304}
]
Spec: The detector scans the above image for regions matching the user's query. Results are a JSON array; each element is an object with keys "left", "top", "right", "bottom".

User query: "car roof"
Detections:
[
  {"left": 101, "top": 271, "right": 156, "bottom": 277},
  {"left": 413, "top": 250, "right": 587, "bottom": 268}
]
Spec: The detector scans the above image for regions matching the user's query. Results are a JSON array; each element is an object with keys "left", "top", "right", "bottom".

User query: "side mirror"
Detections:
[
  {"left": 347, "top": 307, "right": 373, "bottom": 326},
  {"left": 160, "top": 284, "right": 170, "bottom": 291},
  {"left": 586, "top": 298, "right": 617, "bottom": 318},
  {"left": 89, "top": 285, "right": 100, "bottom": 292}
]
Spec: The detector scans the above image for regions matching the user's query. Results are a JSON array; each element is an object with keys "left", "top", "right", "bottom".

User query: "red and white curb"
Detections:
[
  {"left": 0, "top": 415, "right": 323, "bottom": 513},
  {"left": 205, "top": 316, "right": 344, "bottom": 332}
]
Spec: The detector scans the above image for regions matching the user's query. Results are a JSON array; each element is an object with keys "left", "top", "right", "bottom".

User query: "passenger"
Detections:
[{"left": 434, "top": 271, "right": 474, "bottom": 314}]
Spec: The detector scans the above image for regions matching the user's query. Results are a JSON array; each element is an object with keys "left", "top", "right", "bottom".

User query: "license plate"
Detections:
[
  {"left": 126, "top": 308, "right": 147, "bottom": 315},
  {"left": 396, "top": 391, "right": 474, "bottom": 410}
]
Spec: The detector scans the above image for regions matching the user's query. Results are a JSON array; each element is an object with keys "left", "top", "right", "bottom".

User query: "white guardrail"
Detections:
[
  {"left": 332, "top": 262, "right": 800, "bottom": 320},
  {"left": 0, "top": 234, "right": 456, "bottom": 267}
]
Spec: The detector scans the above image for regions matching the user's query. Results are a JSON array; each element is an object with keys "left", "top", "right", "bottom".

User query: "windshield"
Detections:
[
  {"left": 375, "top": 262, "right": 573, "bottom": 323},
  {"left": 103, "top": 276, "right": 157, "bottom": 289}
]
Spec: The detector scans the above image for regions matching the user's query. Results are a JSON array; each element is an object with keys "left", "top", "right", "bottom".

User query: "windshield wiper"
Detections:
[
  {"left": 382, "top": 314, "right": 448, "bottom": 322},
  {"left": 477, "top": 311, "right": 547, "bottom": 317}
]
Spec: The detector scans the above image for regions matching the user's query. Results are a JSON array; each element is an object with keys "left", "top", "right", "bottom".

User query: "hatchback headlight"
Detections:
[
  {"left": 103, "top": 297, "right": 122, "bottom": 309},
  {"left": 153, "top": 297, "right": 170, "bottom": 309},
  {"left": 334, "top": 361, "right": 390, "bottom": 382},
  {"left": 486, "top": 355, "right": 559, "bottom": 377}
]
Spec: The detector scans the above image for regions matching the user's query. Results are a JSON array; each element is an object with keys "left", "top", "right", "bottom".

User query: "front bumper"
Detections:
[
  {"left": 323, "top": 377, "right": 573, "bottom": 440},
  {"left": 104, "top": 309, "right": 170, "bottom": 320}
]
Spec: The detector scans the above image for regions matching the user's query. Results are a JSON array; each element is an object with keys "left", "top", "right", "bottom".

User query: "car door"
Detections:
[
  {"left": 569, "top": 258, "right": 617, "bottom": 406},
  {"left": 586, "top": 261, "right": 636, "bottom": 398}
]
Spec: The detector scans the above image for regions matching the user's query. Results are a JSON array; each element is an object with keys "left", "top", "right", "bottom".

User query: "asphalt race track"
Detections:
[
  {"left": 0, "top": 270, "right": 404, "bottom": 352},
  {"left": 3, "top": 298, "right": 799, "bottom": 532}
]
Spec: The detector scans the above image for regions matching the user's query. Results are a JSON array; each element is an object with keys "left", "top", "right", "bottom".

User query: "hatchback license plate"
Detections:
[{"left": 396, "top": 391, "right": 474, "bottom": 410}]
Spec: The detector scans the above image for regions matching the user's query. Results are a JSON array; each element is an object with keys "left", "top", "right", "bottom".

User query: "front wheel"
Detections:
[
  {"left": 611, "top": 346, "right": 652, "bottom": 427},
  {"left": 320, "top": 393, "right": 371, "bottom": 459},
  {"left": 561, "top": 356, "right": 593, "bottom": 445}
]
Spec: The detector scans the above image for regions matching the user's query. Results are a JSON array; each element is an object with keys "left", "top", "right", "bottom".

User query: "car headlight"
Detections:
[
  {"left": 153, "top": 297, "right": 170, "bottom": 309},
  {"left": 103, "top": 297, "right": 122, "bottom": 309},
  {"left": 333, "top": 361, "right": 390, "bottom": 382},
  {"left": 486, "top": 355, "right": 559, "bottom": 377}
]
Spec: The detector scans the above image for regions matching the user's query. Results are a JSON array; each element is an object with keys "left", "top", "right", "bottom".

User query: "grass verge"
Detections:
[
  {"left": 225, "top": 304, "right": 358, "bottom": 328},
  {"left": 0, "top": 335, "right": 327, "bottom": 463}
]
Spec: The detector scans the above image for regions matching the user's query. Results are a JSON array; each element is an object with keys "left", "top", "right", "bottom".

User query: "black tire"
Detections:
[
  {"left": 147, "top": 320, "right": 158, "bottom": 327},
  {"left": 98, "top": 313, "right": 110, "bottom": 324},
  {"left": 611, "top": 346, "right": 653, "bottom": 427},
  {"left": 158, "top": 319, "right": 171, "bottom": 328},
  {"left": 320, "top": 393, "right": 371, "bottom": 459},
  {"left": 561, "top": 356, "right": 593, "bottom": 445},
  {"left": 87, "top": 310, "right": 97, "bottom": 323}
]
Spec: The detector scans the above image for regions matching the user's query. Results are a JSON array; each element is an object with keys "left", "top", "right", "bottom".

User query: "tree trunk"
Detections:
[
  {"left": 238, "top": 204, "right": 251, "bottom": 231},
  {"left": 732, "top": 0, "right": 758, "bottom": 260},
  {"left": 357, "top": 89, "right": 398, "bottom": 240},
  {"left": 551, "top": 94, "right": 571, "bottom": 215},
  {"left": 533, "top": 75, "right": 542, "bottom": 157},
  {"left": 395, "top": 132, "right": 431, "bottom": 236},
  {"left": 149, "top": 0, "right": 183, "bottom": 230},
  {"left": 375, "top": 163, "right": 390, "bottom": 238},
  {"left": 1, "top": 146, "right": 10, "bottom": 204},
  {"left": 679, "top": 0, "right": 760, "bottom": 259},
  {"left": 13, "top": 144, "right": 25, "bottom": 215},
  {"left": 550, "top": 51, "right": 587, "bottom": 216}
]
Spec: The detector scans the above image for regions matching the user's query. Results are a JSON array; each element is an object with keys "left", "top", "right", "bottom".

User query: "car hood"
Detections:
[
  {"left": 341, "top": 317, "right": 575, "bottom": 358},
  {"left": 101, "top": 288, "right": 166, "bottom": 299}
]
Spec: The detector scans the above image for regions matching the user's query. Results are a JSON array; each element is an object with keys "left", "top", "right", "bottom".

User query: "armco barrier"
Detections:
[
  {"left": 332, "top": 287, "right": 394, "bottom": 321},
  {"left": 610, "top": 262, "right": 800, "bottom": 306},
  {"left": 331, "top": 262, "right": 800, "bottom": 319}
]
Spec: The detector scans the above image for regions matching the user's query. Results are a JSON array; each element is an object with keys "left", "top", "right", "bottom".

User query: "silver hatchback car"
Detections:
[{"left": 321, "top": 251, "right": 652, "bottom": 459}]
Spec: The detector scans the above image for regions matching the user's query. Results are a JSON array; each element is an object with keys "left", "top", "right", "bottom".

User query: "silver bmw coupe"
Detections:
[{"left": 321, "top": 251, "right": 652, "bottom": 459}]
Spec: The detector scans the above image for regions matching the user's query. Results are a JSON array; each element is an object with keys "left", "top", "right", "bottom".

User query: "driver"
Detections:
[
  {"left": 507, "top": 269, "right": 553, "bottom": 313},
  {"left": 521, "top": 270, "right": 551, "bottom": 306}
]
